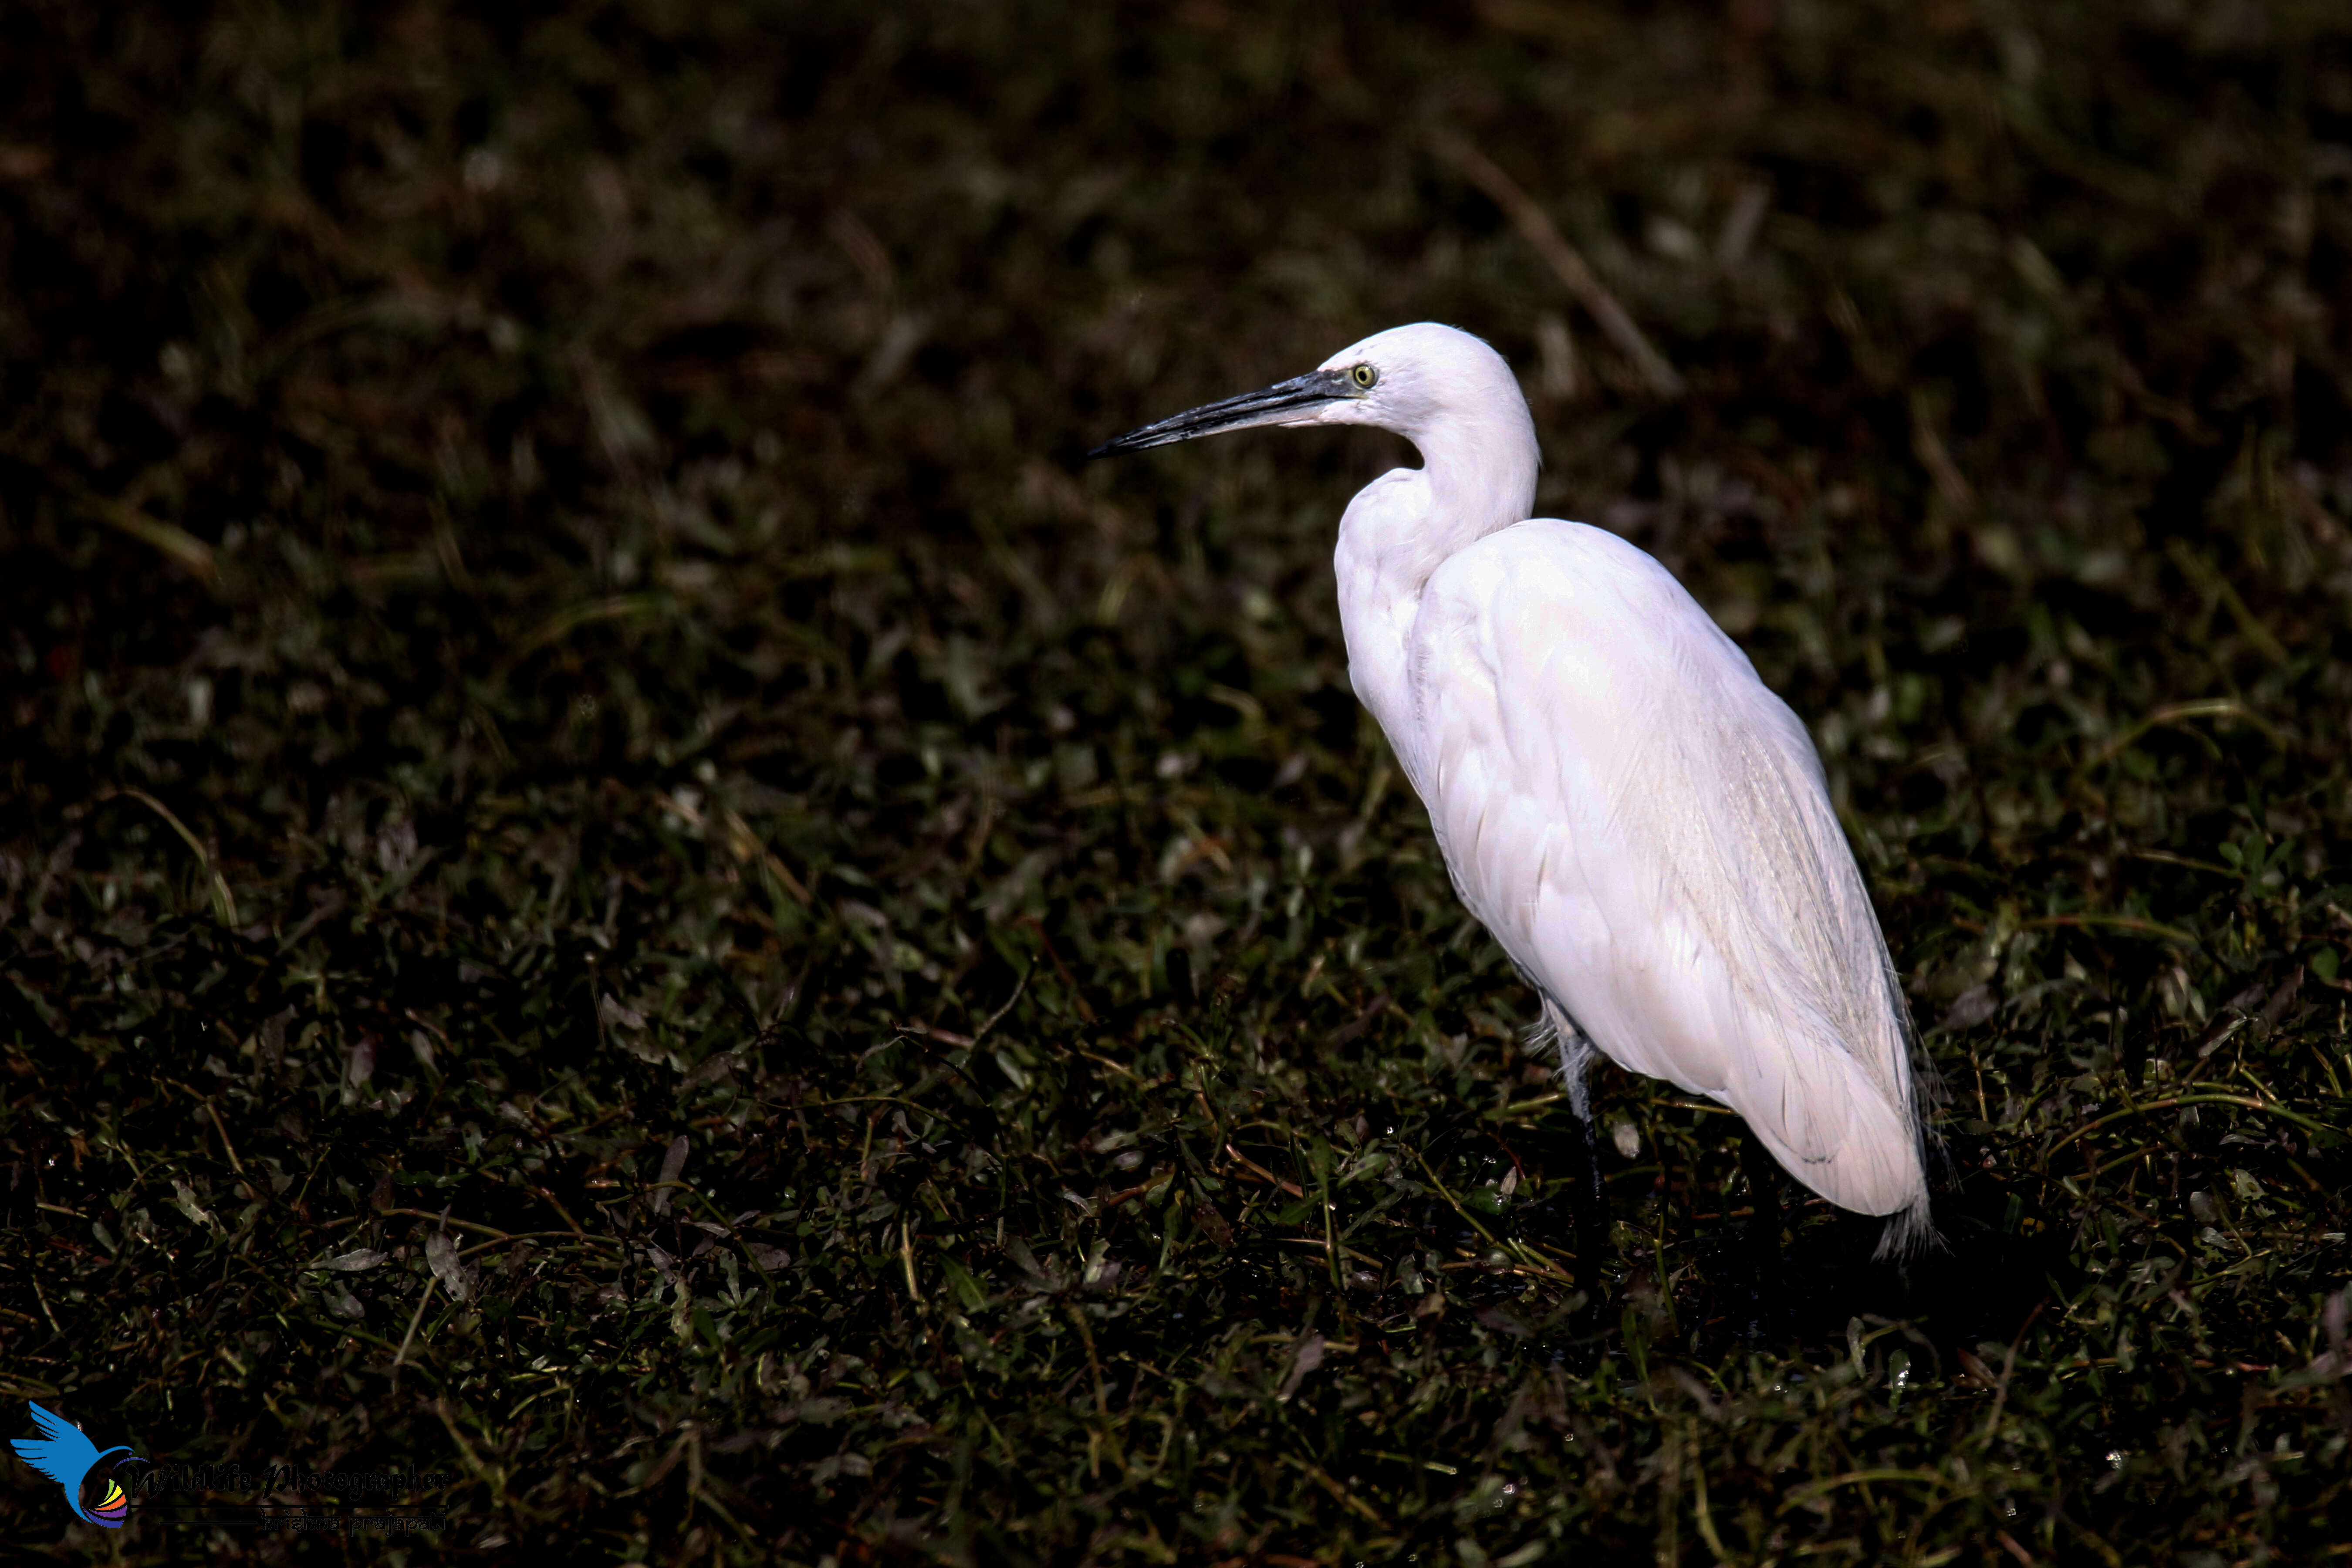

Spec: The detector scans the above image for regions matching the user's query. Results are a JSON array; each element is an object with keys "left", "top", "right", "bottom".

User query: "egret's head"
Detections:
[{"left": 1088, "top": 321, "right": 1520, "bottom": 457}]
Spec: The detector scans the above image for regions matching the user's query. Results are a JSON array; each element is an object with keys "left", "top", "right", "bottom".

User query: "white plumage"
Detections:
[{"left": 1093, "top": 322, "right": 1931, "bottom": 1252}]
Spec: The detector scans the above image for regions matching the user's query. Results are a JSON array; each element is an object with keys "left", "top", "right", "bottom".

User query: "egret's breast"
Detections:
[{"left": 1331, "top": 469, "right": 1438, "bottom": 788}]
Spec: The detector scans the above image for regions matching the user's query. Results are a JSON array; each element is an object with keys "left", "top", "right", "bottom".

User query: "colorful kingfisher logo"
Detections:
[{"left": 11, "top": 1402, "right": 141, "bottom": 1528}]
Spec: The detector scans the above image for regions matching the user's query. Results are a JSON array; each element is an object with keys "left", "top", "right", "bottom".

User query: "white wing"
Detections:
[{"left": 1401, "top": 520, "right": 1926, "bottom": 1225}]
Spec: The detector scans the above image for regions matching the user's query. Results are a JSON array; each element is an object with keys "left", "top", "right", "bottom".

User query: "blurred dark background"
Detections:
[
  {"left": 4, "top": 3, "right": 2349, "bottom": 820},
  {"left": 3, "top": 3, "right": 2349, "bottom": 1563}
]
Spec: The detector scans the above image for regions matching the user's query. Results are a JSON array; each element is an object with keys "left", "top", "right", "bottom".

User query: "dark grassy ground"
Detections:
[{"left": 4, "top": 2, "right": 2352, "bottom": 1563}]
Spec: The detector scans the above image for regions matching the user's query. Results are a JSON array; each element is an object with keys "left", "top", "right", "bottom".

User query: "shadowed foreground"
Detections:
[{"left": 3, "top": 3, "right": 2350, "bottom": 1563}]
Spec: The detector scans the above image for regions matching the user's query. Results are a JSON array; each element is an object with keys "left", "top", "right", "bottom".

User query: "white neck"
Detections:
[
  {"left": 1415, "top": 407, "right": 1540, "bottom": 564},
  {"left": 1332, "top": 401, "right": 1539, "bottom": 787},
  {"left": 1351, "top": 399, "right": 1540, "bottom": 595}
]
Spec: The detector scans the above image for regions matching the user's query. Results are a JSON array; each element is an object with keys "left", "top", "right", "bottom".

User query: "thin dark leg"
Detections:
[
  {"left": 1549, "top": 1007, "right": 1614, "bottom": 1321},
  {"left": 1737, "top": 1126, "right": 1784, "bottom": 1339},
  {"left": 1565, "top": 1111, "right": 1612, "bottom": 1308}
]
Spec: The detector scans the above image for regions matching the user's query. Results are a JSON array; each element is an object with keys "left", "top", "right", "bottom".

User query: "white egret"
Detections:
[{"left": 1092, "top": 322, "right": 1933, "bottom": 1260}]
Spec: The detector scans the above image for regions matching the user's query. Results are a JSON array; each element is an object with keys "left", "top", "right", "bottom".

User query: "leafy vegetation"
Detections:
[{"left": 3, "top": 2, "right": 2350, "bottom": 1563}]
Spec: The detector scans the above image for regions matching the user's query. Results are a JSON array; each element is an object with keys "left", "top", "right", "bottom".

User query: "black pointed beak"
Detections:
[{"left": 1087, "top": 368, "right": 1356, "bottom": 459}]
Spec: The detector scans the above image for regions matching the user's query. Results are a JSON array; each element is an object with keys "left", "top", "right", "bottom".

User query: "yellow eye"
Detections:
[{"left": 1351, "top": 363, "right": 1378, "bottom": 389}]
